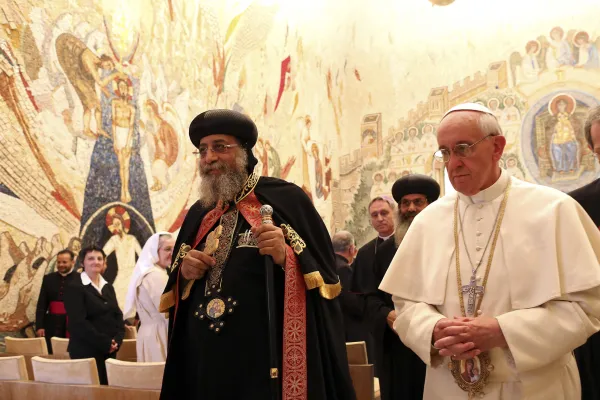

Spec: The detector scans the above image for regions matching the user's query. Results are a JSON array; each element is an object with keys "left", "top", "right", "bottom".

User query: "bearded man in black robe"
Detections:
[
  {"left": 365, "top": 174, "right": 440, "bottom": 400},
  {"left": 159, "top": 109, "right": 356, "bottom": 400},
  {"left": 569, "top": 106, "right": 600, "bottom": 400}
]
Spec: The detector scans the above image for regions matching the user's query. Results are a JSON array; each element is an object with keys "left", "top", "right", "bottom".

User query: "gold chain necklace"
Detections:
[
  {"left": 448, "top": 178, "right": 512, "bottom": 399},
  {"left": 454, "top": 179, "right": 511, "bottom": 317}
]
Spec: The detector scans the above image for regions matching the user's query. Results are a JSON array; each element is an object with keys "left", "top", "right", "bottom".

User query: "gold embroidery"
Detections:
[
  {"left": 206, "top": 209, "right": 239, "bottom": 291},
  {"left": 159, "top": 289, "right": 175, "bottom": 312},
  {"left": 170, "top": 243, "right": 191, "bottom": 274},
  {"left": 281, "top": 224, "right": 306, "bottom": 255},
  {"left": 235, "top": 171, "right": 260, "bottom": 204},
  {"left": 303, "top": 271, "right": 341, "bottom": 299},
  {"left": 181, "top": 279, "right": 195, "bottom": 301},
  {"left": 237, "top": 229, "right": 258, "bottom": 248}
]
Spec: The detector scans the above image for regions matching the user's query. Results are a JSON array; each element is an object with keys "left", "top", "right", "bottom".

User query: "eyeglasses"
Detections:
[
  {"left": 370, "top": 210, "right": 390, "bottom": 218},
  {"left": 400, "top": 198, "right": 427, "bottom": 208},
  {"left": 194, "top": 143, "right": 239, "bottom": 158},
  {"left": 433, "top": 134, "right": 496, "bottom": 163}
]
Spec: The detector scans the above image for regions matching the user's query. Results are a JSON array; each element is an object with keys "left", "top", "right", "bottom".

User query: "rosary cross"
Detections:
[{"left": 461, "top": 275, "right": 484, "bottom": 316}]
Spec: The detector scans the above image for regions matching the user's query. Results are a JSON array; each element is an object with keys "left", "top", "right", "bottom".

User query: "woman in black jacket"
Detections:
[{"left": 64, "top": 245, "right": 125, "bottom": 384}]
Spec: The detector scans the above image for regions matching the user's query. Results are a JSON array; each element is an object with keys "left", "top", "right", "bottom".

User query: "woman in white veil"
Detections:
[{"left": 123, "top": 232, "right": 175, "bottom": 362}]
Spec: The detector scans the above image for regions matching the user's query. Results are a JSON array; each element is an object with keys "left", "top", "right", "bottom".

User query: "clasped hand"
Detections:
[
  {"left": 109, "top": 339, "right": 119, "bottom": 354},
  {"left": 432, "top": 316, "right": 507, "bottom": 360},
  {"left": 180, "top": 225, "right": 287, "bottom": 280}
]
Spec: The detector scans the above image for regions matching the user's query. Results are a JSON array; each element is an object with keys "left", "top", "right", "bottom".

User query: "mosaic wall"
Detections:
[{"left": 1, "top": 0, "right": 599, "bottom": 339}]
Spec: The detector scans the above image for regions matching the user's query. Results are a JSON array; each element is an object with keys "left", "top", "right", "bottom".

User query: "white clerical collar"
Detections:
[
  {"left": 59, "top": 267, "right": 74, "bottom": 277},
  {"left": 457, "top": 168, "right": 510, "bottom": 204},
  {"left": 81, "top": 271, "right": 108, "bottom": 294},
  {"left": 379, "top": 234, "right": 393, "bottom": 241}
]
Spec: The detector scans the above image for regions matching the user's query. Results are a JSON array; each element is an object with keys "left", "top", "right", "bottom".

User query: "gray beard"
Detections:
[
  {"left": 394, "top": 214, "right": 413, "bottom": 247},
  {"left": 198, "top": 151, "right": 248, "bottom": 208}
]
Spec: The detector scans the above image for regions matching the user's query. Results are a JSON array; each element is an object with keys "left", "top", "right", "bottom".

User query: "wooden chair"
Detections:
[
  {"left": 0, "top": 354, "right": 70, "bottom": 381},
  {"left": 346, "top": 341, "right": 369, "bottom": 364},
  {"left": 346, "top": 341, "right": 376, "bottom": 400},
  {"left": 124, "top": 325, "right": 138, "bottom": 339},
  {"left": 49, "top": 338, "right": 69, "bottom": 357},
  {"left": 0, "top": 381, "right": 161, "bottom": 399},
  {"left": 116, "top": 339, "right": 137, "bottom": 361},
  {"left": 31, "top": 356, "right": 99, "bottom": 385},
  {"left": 0, "top": 356, "right": 29, "bottom": 381},
  {"left": 105, "top": 359, "right": 165, "bottom": 390},
  {"left": 4, "top": 337, "right": 48, "bottom": 355}
]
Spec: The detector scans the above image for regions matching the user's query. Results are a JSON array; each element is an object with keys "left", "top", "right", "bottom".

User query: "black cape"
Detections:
[
  {"left": 569, "top": 178, "right": 600, "bottom": 400},
  {"left": 35, "top": 270, "right": 80, "bottom": 353},
  {"left": 348, "top": 236, "right": 384, "bottom": 366},
  {"left": 365, "top": 238, "right": 425, "bottom": 400},
  {"left": 160, "top": 175, "right": 356, "bottom": 400}
]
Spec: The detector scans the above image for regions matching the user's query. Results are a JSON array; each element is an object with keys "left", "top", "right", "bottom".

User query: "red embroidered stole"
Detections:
[
  {"left": 173, "top": 195, "right": 308, "bottom": 399},
  {"left": 237, "top": 193, "right": 307, "bottom": 400}
]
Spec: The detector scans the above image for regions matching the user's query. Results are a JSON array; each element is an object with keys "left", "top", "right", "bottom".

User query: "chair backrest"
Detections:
[
  {"left": 349, "top": 364, "right": 375, "bottom": 400},
  {"left": 50, "top": 337, "right": 70, "bottom": 356},
  {"left": 5, "top": 337, "right": 48, "bottom": 355},
  {"left": 105, "top": 359, "right": 164, "bottom": 390},
  {"left": 31, "top": 356, "right": 100, "bottom": 385},
  {"left": 0, "top": 355, "right": 29, "bottom": 381},
  {"left": 124, "top": 325, "right": 138, "bottom": 339},
  {"left": 116, "top": 339, "right": 137, "bottom": 361},
  {"left": 346, "top": 341, "right": 368, "bottom": 365}
]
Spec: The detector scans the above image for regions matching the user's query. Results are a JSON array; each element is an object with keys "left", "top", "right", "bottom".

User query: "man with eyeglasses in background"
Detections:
[
  {"left": 349, "top": 196, "right": 396, "bottom": 370},
  {"left": 159, "top": 109, "right": 356, "bottom": 399},
  {"left": 365, "top": 174, "right": 439, "bottom": 400},
  {"left": 379, "top": 103, "right": 600, "bottom": 399},
  {"left": 569, "top": 105, "right": 600, "bottom": 400}
]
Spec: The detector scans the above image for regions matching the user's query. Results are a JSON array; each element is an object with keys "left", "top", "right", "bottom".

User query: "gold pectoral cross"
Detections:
[{"left": 182, "top": 224, "right": 224, "bottom": 301}]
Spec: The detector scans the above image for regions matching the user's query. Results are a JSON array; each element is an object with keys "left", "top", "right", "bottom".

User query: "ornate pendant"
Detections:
[
  {"left": 447, "top": 352, "right": 494, "bottom": 399},
  {"left": 194, "top": 284, "right": 238, "bottom": 334},
  {"left": 204, "top": 225, "right": 223, "bottom": 255},
  {"left": 236, "top": 229, "right": 258, "bottom": 248}
]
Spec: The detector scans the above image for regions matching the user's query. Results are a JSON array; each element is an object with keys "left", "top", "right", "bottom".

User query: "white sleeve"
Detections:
[
  {"left": 103, "top": 236, "right": 115, "bottom": 256},
  {"left": 141, "top": 271, "right": 169, "bottom": 317},
  {"left": 496, "top": 286, "right": 600, "bottom": 373},
  {"left": 392, "top": 295, "right": 445, "bottom": 367}
]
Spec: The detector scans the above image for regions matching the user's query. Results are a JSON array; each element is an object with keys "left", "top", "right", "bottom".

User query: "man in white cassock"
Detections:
[{"left": 380, "top": 102, "right": 600, "bottom": 400}]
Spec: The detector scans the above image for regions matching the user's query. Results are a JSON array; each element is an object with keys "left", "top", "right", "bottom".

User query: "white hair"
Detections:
[
  {"left": 442, "top": 103, "right": 503, "bottom": 138},
  {"left": 478, "top": 113, "right": 503, "bottom": 137},
  {"left": 198, "top": 149, "right": 248, "bottom": 208},
  {"left": 332, "top": 230, "right": 355, "bottom": 253},
  {"left": 157, "top": 233, "right": 173, "bottom": 249}
]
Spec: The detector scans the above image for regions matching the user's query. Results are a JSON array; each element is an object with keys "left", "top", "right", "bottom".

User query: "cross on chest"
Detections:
[{"left": 461, "top": 275, "right": 484, "bottom": 317}]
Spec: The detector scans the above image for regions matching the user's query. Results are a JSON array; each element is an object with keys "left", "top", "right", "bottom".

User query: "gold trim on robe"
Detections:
[
  {"left": 169, "top": 243, "right": 191, "bottom": 275},
  {"left": 281, "top": 224, "right": 306, "bottom": 255},
  {"left": 304, "top": 271, "right": 342, "bottom": 300},
  {"left": 235, "top": 171, "right": 260, "bottom": 204},
  {"left": 181, "top": 279, "right": 195, "bottom": 301},
  {"left": 159, "top": 289, "right": 176, "bottom": 313}
]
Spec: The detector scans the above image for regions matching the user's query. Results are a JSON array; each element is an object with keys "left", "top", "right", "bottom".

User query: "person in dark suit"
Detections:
[
  {"left": 35, "top": 249, "right": 79, "bottom": 353},
  {"left": 569, "top": 106, "right": 600, "bottom": 400},
  {"left": 64, "top": 245, "right": 125, "bottom": 385},
  {"left": 349, "top": 196, "right": 396, "bottom": 367},
  {"left": 331, "top": 230, "right": 362, "bottom": 342},
  {"left": 365, "top": 174, "right": 440, "bottom": 400}
]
